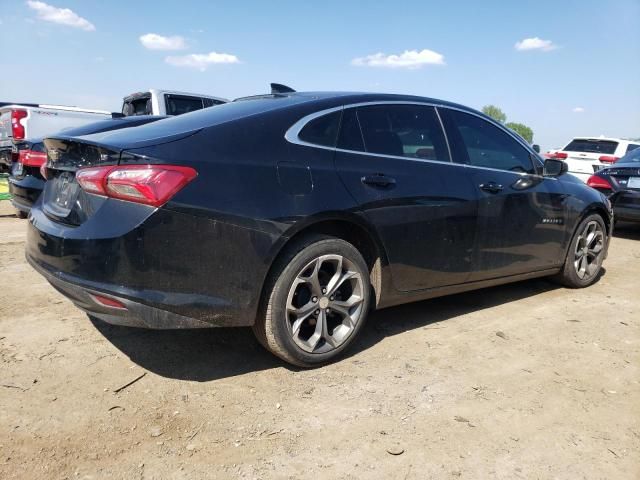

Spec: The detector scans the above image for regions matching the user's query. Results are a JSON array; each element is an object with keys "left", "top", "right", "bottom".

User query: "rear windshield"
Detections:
[
  {"left": 73, "top": 96, "right": 311, "bottom": 149},
  {"left": 122, "top": 95, "right": 152, "bottom": 116},
  {"left": 626, "top": 143, "right": 640, "bottom": 154},
  {"left": 618, "top": 147, "right": 640, "bottom": 164},
  {"left": 564, "top": 139, "right": 618, "bottom": 154}
]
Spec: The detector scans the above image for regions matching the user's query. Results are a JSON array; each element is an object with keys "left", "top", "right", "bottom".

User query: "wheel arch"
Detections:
[{"left": 261, "top": 213, "right": 388, "bottom": 310}]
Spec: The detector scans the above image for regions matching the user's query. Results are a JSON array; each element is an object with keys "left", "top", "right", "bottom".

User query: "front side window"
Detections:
[
  {"left": 165, "top": 95, "right": 204, "bottom": 116},
  {"left": 441, "top": 109, "right": 535, "bottom": 173},
  {"left": 356, "top": 104, "right": 450, "bottom": 161}
]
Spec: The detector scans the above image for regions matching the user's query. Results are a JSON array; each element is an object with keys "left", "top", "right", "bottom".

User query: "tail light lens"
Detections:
[
  {"left": 598, "top": 155, "right": 619, "bottom": 163},
  {"left": 552, "top": 152, "right": 568, "bottom": 159},
  {"left": 76, "top": 165, "right": 197, "bottom": 207},
  {"left": 587, "top": 175, "right": 613, "bottom": 191},
  {"left": 11, "top": 109, "right": 28, "bottom": 140},
  {"left": 18, "top": 150, "right": 47, "bottom": 167}
]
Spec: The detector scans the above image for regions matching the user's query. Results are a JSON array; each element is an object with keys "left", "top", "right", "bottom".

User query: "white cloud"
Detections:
[
  {"left": 139, "top": 33, "right": 187, "bottom": 51},
  {"left": 515, "top": 37, "right": 557, "bottom": 52},
  {"left": 26, "top": 1, "right": 95, "bottom": 31},
  {"left": 165, "top": 51, "right": 240, "bottom": 71},
  {"left": 572, "top": 107, "right": 585, "bottom": 113},
  {"left": 351, "top": 49, "right": 445, "bottom": 69}
]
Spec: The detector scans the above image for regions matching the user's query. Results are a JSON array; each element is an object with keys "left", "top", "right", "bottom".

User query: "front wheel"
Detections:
[
  {"left": 553, "top": 214, "right": 607, "bottom": 288},
  {"left": 253, "top": 235, "right": 371, "bottom": 367}
]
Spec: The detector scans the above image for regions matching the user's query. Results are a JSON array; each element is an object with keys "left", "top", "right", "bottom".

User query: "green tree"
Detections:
[
  {"left": 481, "top": 105, "right": 507, "bottom": 124},
  {"left": 506, "top": 122, "right": 534, "bottom": 143}
]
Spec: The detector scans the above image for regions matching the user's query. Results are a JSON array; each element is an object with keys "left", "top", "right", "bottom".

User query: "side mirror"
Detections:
[
  {"left": 543, "top": 158, "right": 568, "bottom": 177},
  {"left": 532, "top": 144, "right": 541, "bottom": 153}
]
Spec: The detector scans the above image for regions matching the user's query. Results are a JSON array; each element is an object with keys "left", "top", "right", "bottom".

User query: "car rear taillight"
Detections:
[
  {"left": 18, "top": 150, "right": 47, "bottom": 167},
  {"left": 76, "top": 165, "right": 197, "bottom": 207},
  {"left": 587, "top": 175, "right": 612, "bottom": 191},
  {"left": 11, "top": 109, "right": 28, "bottom": 140},
  {"left": 598, "top": 155, "right": 619, "bottom": 163},
  {"left": 552, "top": 152, "right": 568, "bottom": 159}
]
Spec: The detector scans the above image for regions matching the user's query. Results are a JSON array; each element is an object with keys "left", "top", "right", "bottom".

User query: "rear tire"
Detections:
[
  {"left": 553, "top": 213, "right": 606, "bottom": 288},
  {"left": 253, "top": 235, "right": 371, "bottom": 367}
]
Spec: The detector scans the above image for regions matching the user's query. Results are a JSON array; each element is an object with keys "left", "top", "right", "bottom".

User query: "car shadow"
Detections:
[
  {"left": 91, "top": 277, "right": 564, "bottom": 382},
  {"left": 613, "top": 221, "right": 640, "bottom": 240}
]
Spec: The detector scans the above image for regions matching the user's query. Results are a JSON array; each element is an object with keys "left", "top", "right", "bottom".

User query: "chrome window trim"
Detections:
[{"left": 284, "top": 100, "right": 546, "bottom": 178}]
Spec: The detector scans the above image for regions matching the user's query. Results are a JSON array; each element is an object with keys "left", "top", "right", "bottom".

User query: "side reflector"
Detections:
[
  {"left": 76, "top": 165, "right": 197, "bottom": 207},
  {"left": 90, "top": 293, "right": 127, "bottom": 310}
]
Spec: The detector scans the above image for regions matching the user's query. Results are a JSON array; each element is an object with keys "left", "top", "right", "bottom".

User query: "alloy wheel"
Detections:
[
  {"left": 573, "top": 220, "right": 605, "bottom": 280},
  {"left": 285, "top": 254, "right": 365, "bottom": 354}
]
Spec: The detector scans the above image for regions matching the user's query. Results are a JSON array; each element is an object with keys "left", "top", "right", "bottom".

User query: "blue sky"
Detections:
[{"left": 0, "top": 0, "right": 638, "bottom": 150}]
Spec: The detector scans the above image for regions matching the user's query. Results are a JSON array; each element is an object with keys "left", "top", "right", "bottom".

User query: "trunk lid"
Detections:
[
  {"left": 41, "top": 138, "right": 122, "bottom": 226},
  {"left": 606, "top": 165, "right": 640, "bottom": 191}
]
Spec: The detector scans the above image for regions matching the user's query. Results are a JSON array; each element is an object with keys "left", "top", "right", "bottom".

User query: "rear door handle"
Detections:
[
  {"left": 479, "top": 181, "right": 503, "bottom": 193},
  {"left": 362, "top": 174, "right": 396, "bottom": 188}
]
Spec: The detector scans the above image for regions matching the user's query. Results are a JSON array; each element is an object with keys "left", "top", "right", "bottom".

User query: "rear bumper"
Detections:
[
  {"left": 611, "top": 190, "right": 640, "bottom": 222},
  {"left": 9, "top": 173, "right": 44, "bottom": 212},
  {"left": 27, "top": 255, "right": 215, "bottom": 329},
  {"left": 26, "top": 200, "right": 276, "bottom": 328}
]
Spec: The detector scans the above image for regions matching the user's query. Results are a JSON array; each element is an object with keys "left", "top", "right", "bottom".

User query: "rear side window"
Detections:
[
  {"left": 626, "top": 143, "right": 640, "bottom": 154},
  {"left": 564, "top": 139, "right": 618, "bottom": 154},
  {"left": 356, "top": 104, "right": 449, "bottom": 161},
  {"left": 165, "top": 95, "right": 204, "bottom": 115},
  {"left": 441, "top": 109, "right": 534, "bottom": 173},
  {"left": 203, "top": 98, "right": 226, "bottom": 108},
  {"left": 298, "top": 110, "right": 341, "bottom": 147}
]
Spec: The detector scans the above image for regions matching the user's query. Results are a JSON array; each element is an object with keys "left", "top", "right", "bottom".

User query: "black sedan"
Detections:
[
  {"left": 587, "top": 147, "right": 640, "bottom": 223},
  {"left": 26, "top": 89, "right": 612, "bottom": 367},
  {"left": 9, "top": 115, "right": 167, "bottom": 217}
]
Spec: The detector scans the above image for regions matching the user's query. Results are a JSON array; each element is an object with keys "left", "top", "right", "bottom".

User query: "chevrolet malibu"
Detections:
[{"left": 27, "top": 90, "right": 612, "bottom": 367}]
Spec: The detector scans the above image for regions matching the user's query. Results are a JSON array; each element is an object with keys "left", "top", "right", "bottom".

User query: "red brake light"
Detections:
[
  {"left": 587, "top": 175, "right": 612, "bottom": 190},
  {"left": 76, "top": 165, "right": 197, "bottom": 207},
  {"left": 18, "top": 150, "right": 47, "bottom": 167},
  {"left": 552, "top": 152, "right": 568, "bottom": 159},
  {"left": 598, "top": 155, "right": 618, "bottom": 163},
  {"left": 11, "top": 109, "right": 28, "bottom": 140}
]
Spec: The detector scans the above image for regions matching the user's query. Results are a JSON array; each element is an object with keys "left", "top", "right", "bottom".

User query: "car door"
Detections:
[
  {"left": 438, "top": 107, "right": 568, "bottom": 282},
  {"left": 333, "top": 103, "right": 479, "bottom": 292}
]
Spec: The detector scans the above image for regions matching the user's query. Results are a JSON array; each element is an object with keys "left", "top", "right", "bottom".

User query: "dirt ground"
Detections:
[{"left": 0, "top": 200, "right": 638, "bottom": 480}]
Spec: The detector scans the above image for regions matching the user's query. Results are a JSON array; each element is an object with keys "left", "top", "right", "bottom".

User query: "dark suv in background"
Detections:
[{"left": 26, "top": 90, "right": 612, "bottom": 367}]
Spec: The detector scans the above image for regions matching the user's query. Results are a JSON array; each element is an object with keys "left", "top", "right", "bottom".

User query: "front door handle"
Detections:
[
  {"left": 362, "top": 174, "right": 396, "bottom": 188},
  {"left": 479, "top": 181, "right": 503, "bottom": 193}
]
